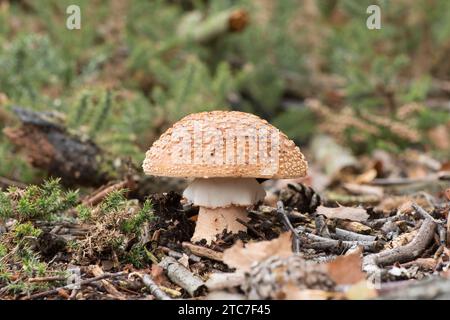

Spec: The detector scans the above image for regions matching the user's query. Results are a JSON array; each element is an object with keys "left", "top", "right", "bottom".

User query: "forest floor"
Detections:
[{"left": 0, "top": 134, "right": 449, "bottom": 300}]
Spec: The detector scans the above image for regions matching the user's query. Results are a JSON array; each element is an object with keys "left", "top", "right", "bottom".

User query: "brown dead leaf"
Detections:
[
  {"left": 281, "top": 283, "right": 337, "bottom": 300},
  {"left": 326, "top": 247, "right": 365, "bottom": 285},
  {"left": 355, "top": 169, "right": 377, "bottom": 184},
  {"left": 345, "top": 280, "right": 377, "bottom": 300},
  {"left": 150, "top": 264, "right": 166, "bottom": 286},
  {"left": 317, "top": 205, "right": 369, "bottom": 222},
  {"left": 223, "top": 232, "right": 293, "bottom": 271}
]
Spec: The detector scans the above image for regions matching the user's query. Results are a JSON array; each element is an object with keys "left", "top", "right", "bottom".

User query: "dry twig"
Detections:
[
  {"left": 159, "top": 256, "right": 206, "bottom": 297},
  {"left": 24, "top": 271, "right": 127, "bottom": 300},
  {"left": 129, "top": 273, "right": 171, "bottom": 300},
  {"left": 363, "top": 210, "right": 437, "bottom": 273},
  {"left": 181, "top": 242, "right": 224, "bottom": 262}
]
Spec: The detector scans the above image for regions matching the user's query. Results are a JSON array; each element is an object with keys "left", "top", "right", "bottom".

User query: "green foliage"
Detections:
[
  {"left": 0, "top": 192, "right": 13, "bottom": 219},
  {"left": 21, "top": 249, "right": 48, "bottom": 277},
  {"left": 121, "top": 199, "right": 154, "bottom": 235},
  {"left": 416, "top": 109, "right": 450, "bottom": 131},
  {"left": 99, "top": 189, "right": 128, "bottom": 214},
  {"left": 13, "top": 222, "right": 42, "bottom": 240},
  {"left": 1, "top": 178, "right": 79, "bottom": 221},
  {"left": 0, "top": 34, "right": 70, "bottom": 104},
  {"left": 16, "top": 179, "right": 78, "bottom": 220},
  {"left": 124, "top": 243, "right": 155, "bottom": 268},
  {"left": 0, "top": 136, "right": 42, "bottom": 184},
  {"left": 76, "top": 204, "right": 92, "bottom": 222},
  {"left": 0, "top": 243, "right": 7, "bottom": 258},
  {"left": 272, "top": 108, "right": 317, "bottom": 145},
  {"left": 0, "top": 262, "right": 13, "bottom": 284}
]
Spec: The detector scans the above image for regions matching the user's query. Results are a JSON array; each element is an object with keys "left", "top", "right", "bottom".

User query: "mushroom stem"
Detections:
[{"left": 191, "top": 206, "right": 249, "bottom": 244}]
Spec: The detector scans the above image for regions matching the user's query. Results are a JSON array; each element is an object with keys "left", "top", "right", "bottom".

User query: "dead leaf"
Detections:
[
  {"left": 177, "top": 253, "right": 190, "bottom": 269},
  {"left": 223, "top": 232, "right": 293, "bottom": 271},
  {"left": 150, "top": 264, "right": 166, "bottom": 285},
  {"left": 325, "top": 247, "right": 365, "bottom": 285},
  {"left": 280, "top": 284, "right": 336, "bottom": 300},
  {"left": 355, "top": 169, "right": 377, "bottom": 184},
  {"left": 317, "top": 205, "right": 369, "bottom": 222},
  {"left": 345, "top": 280, "right": 377, "bottom": 300}
]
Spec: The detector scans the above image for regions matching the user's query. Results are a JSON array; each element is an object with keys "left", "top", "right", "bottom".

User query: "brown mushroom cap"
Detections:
[{"left": 143, "top": 110, "right": 307, "bottom": 179}]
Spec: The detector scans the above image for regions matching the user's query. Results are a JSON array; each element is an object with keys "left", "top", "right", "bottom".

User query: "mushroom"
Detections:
[{"left": 143, "top": 111, "right": 307, "bottom": 244}]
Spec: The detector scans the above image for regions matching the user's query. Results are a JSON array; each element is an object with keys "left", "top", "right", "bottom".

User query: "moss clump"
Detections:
[
  {"left": 74, "top": 190, "right": 156, "bottom": 268},
  {"left": 1, "top": 178, "right": 79, "bottom": 221}
]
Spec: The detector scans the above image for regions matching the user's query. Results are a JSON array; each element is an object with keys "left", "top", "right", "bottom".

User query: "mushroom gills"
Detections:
[{"left": 183, "top": 177, "right": 266, "bottom": 208}]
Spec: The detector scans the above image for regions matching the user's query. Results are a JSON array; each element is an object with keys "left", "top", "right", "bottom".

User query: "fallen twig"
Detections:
[
  {"left": 378, "top": 277, "right": 450, "bottom": 299},
  {"left": 28, "top": 275, "right": 67, "bottom": 283},
  {"left": 160, "top": 246, "right": 201, "bottom": 262},
  {"left": 181, "top": 242, "right": 224, "bottom": 262},
  {"left": 129, "top": 273, "right": 171, "bottom": 300},
  {"left": 82, "top": 180, "right": 132, "bottom": 207},
  {"left": 412, "top": 202, "right": 441, "bottom": 223},
  {"left": 90, "top": 265, "right": 126, "bottom": 300},
  {"left": 24, "top": 271, "right": 127, "bottom": 300},
  {"left": 277, "top": 201, "right": 301, "bottom": 253},
  {"left": 363, "top": 216, "right": 437, "bottom": 273},
  {"left": 159, "top": 256, "right": 206, "bottom": 297},
  {"left": 296, "top": 226, "right": 379, "bottom": 252},
  {"left": 206, "top": 272, "right": 246, "bottom": 291},
  {"left": 333, "top": 228, "right": 377, "bottom": 242}
]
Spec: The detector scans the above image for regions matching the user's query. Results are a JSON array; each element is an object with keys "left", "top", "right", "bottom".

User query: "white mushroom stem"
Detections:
[
  {"left": 191, "top": 206, "right": 249, "bottom": 244},
  {"left": 183, "top": 178, "right": 266, "bottom": 244}
]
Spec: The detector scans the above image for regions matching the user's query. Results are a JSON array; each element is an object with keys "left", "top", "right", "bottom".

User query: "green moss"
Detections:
[
  {"left": 121, "top": 199, "right": 154, "bottom": 235},
  {"left": 13, "top": 222, "right": 42, "bottom": 240}
]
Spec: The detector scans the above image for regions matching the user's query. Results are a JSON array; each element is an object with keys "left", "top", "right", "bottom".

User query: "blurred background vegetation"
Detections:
[{"left": 0, "top": 0, "right": 449, "bottom": 185}]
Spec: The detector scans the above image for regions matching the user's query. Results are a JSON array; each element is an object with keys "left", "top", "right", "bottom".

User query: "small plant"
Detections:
[
  {"left": 0, "top": 192, "right": 13, "bottom": 219},
  {"left": 13, "top": 222, "right": 42, "bottom": 240},
  {"left": 0, "top": 262, "right": 13, "bottom": 284},
  {"left": 76, "top": 204, "right": 92, "bottom": 222},
  {"left": 125, "top": 243, "right": 155, "bottom": 269},
  {"left": 121, "top": 199, "right": 154, "bottom": 235},
  {"left": 22, "top": 254, "right": 48, "bottom": 277},
  {"left": 5, "top": 178, "right": 79, "bottom": 221},
  {"left": 99, "top": 189, "right": 128, "bottom": 214},
  {"left": 0, "top": 243, "right": 7, "bottom": 258}
]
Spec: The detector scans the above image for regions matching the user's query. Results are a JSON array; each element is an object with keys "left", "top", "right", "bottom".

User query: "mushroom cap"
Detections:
[{"left": 143, "top": 110, "right": 307, "bottom": 179}]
